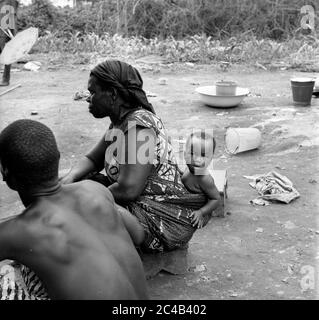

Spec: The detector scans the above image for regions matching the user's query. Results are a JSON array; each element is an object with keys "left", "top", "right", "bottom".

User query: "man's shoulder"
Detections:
[
  {"left": 70, "top": 180, "right": 114, "bottom": 202},
  {"left": 0, "top": 215, "right": 19, "bottom": 233},
  {"left": 0, "top": 209, "right": 31, "bottom": 228},
  {"left": 0, "top": 210, "right": 36, "bottom": 255},
  {"left": 67, "top": 181, "right": 118, "bottom": 222}
]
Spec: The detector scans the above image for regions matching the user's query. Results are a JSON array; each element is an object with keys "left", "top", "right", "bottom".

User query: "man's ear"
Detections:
[
  {"left": 3, "top": 167, "right": 9, "bottom": 181},
  {"left": 0, "top": 162, "right": 8, "bottom": 181},
  {"left": 4, "top": 171, "right": 18, "bottom": 191},
  {"left": 0, "top": 162, "right": 17, "bottom": 190}
]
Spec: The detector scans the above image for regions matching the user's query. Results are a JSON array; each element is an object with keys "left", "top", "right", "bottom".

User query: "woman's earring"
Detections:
[{"left": 111, "top": 88, "right": 117, "bottom": 103}]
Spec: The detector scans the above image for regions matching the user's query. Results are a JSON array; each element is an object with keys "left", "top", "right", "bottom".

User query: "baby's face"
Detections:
[{"left": 184, "top": 136, "right": 214, "bottom": 174}]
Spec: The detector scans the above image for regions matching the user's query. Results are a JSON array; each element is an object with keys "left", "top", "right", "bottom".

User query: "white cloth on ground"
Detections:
[{"left": 243, "top": 171, "right": 300, "bottom": 205}]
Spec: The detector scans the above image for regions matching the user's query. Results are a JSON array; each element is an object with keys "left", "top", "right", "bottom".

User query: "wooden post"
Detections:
[{"left": 210, "top": 169, "right": 228, "bottom": 218}]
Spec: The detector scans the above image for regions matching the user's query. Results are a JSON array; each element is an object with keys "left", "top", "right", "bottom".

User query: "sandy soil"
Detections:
[{"left": 0, "top": 62, "right": 318, "bottom": 300}]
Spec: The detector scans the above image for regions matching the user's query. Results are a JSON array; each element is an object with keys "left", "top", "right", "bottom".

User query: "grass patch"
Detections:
[{"left": 31, "top": 32, "right": 319, "bottom": 71}]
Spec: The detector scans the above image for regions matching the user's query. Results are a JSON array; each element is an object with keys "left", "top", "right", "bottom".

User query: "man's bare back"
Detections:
[{"left": 0, "top": 180, "right": 148, "bottom": 300}]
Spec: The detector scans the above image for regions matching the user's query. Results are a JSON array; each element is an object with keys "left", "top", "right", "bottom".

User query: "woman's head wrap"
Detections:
[{"left": 90, "top": 60, "right": 155, "bottom": 114}]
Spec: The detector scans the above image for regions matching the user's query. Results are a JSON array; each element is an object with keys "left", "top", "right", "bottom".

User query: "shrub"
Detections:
[
  {"left": 17, "top": 0, "right": 318, "bottom": 40},
  {"left": 18, "top": 0, "right": 57, "bottom": 36}
]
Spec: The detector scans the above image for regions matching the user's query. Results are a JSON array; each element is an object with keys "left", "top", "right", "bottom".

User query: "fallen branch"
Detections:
[{"left": 0, "top": 83, "right": 22, "bottom": 97}]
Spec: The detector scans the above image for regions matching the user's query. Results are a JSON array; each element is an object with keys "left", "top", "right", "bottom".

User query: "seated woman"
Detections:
[{"left": 61, "top": 60, "right": 220, "bottom": 252}]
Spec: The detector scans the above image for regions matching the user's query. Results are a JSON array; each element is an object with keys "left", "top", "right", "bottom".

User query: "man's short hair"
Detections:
[{"left": 0, "top": 119, "right": 60, "bottom": 187}]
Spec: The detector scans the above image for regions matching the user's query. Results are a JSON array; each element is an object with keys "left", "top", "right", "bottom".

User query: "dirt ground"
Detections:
[{"left": 0, "top": 62, "right": 318, "bottom": 300}]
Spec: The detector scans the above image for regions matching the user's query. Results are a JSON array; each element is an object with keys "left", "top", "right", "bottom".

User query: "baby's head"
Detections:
[{"left": 184, "top": 131, "right": 216, "bottom": 174}]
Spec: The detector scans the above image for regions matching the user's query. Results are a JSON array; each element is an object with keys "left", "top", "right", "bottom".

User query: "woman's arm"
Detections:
[
  {"left": 109, "top": 163, "right": 153, "bottom": 204},
  {"left": 60, "top": 133, "right": 108, "bottom": 184},
  {"left": 108, "top": 127, "right": 156, "bottom": 204}
]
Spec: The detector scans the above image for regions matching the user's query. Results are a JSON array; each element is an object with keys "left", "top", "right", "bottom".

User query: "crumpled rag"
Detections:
[{"left": 244, "top": 171, "right": 300, "bottom": 205}]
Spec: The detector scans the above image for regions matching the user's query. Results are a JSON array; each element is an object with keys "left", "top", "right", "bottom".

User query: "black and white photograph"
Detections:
[{"left": 0, "top": 0, "right": 318, "bottom": 303}]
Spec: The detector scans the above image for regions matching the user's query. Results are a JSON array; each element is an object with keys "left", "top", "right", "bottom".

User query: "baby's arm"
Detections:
[
  {"left": 199, "top": 174, "right": 221, "bottom": 216},
  {"left": 189, "top": 175, "right": 221, "bottom": 228}
]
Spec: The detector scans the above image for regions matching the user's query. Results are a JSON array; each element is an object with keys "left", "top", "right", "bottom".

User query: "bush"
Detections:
[{"left": 18, "top": 0, "right": 319, "bottom": 40}]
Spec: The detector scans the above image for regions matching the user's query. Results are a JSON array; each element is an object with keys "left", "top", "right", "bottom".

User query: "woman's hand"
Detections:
[{"left": 59, "top": 157, "right": 97, "bottom": 185}]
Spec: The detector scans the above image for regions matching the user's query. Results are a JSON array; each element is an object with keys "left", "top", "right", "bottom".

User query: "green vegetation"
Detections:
[{"left": 17, "top": 0, "right": 319, "bottom": 68}]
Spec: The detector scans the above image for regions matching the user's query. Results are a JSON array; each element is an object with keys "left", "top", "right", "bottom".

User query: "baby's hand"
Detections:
[{"left": 188, "top": 210, "right": 210, "bottom": 229}]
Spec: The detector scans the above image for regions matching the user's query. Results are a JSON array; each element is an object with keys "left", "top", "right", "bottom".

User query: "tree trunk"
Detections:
[{"left": 116, "top": 0, "right": 121, "bottom": 34}]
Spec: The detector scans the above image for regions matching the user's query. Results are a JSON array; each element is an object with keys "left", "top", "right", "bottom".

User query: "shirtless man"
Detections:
[{"left": 0, "top": 119, "right": 148, "bottom": 300}]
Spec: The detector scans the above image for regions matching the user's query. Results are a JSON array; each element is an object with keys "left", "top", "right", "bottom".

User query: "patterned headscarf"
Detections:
[{"left": 90, "top": 60, "right": 155, "bottom": 114}]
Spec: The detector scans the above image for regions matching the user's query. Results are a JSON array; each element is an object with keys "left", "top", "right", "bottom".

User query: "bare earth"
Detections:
[{"left": 0, "top": 62, "right": 318, "bottom": 300}]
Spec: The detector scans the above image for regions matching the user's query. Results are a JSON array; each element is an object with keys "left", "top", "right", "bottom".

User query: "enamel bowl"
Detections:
[{"left": 196, "top": 86, "right": 250, "bottom": 108}]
